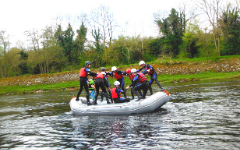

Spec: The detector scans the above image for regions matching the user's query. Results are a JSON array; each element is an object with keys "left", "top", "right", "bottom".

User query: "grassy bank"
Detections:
[
  {"left": 1, "top": 55, "right": 239, "bottom": 95},
  {"left": 1, "top": 70, "right": 239, "bottom": 95}
]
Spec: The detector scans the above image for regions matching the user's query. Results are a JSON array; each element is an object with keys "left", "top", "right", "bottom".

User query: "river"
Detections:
[{"left": 0, "top": 78, "right": 239, "bottom": 150}]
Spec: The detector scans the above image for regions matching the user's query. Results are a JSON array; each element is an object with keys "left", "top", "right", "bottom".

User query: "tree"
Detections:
[
  {"left": 17, "top": 50, "right": 29, "bottom": 75},
  {"left": 196, "top": 0, "right": 223, "bottom": 56},
  {"left": 219, "top": 4, "right": 240, "bottom": 55},
  {"left": 55, "top": 23, "right": 75, "bottom": 64},
  {"left": 179, "top": 22, "right": 199, "bottom": 58},
  {"left": 0, "top": 30, "right": 10, "bottom": 77},
  {"left": 155, "top": 8, "right": 186, "bottom": 56},
  {"left": 74, "top": 22, "right": 87, "bottom": 64},
  {"left": 24, "top": 29, "right": 44, "bottom": 73},
  {"left": 91, "top": 28, "right": 103, "bottom": 67},
  {"left": 41, "top": 25, "right": 64, "bottom": 73},
  {"left": 90, "top": 5, "right": 117, "bottom": 65}
]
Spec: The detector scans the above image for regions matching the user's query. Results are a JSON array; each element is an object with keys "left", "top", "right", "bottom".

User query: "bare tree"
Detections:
[
  {"left": 24, "top": 29, "right": 44, "bottom": 73},
  {"left": 0, "top": 30, "right": 10, "bottom": 77},
  {"left": 90, "top": 5, "right": 117, "bottom": 64},
  {"left": 196, "top": 0, "right": 223, "bottom": 56}
]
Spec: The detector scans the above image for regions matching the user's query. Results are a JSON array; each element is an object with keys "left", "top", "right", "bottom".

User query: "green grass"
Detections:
[
  {"left": 1, "top": 71, "right": 239, "bottom": 95},
  {"left": 159, "top": 71, "right": 240, "bottom": 83}
]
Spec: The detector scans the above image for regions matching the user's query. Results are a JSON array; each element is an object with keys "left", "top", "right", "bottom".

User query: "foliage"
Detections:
[
  {"left": 2, "top": 2, "right": 240, "bottom": 78},
  {"left": 155, "top": 8, "right": 186, "bottom": 56},
  {"left": 74, "top": 22, "right": 87, "bottom": 64},
  {"left": 219, "top": 5, "right": 240, "bottom": 55}
]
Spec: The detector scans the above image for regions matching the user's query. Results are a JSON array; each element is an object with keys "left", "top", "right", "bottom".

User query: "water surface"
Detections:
[{"left": 0, "top": 78, "right": 239, "bottom": 149}]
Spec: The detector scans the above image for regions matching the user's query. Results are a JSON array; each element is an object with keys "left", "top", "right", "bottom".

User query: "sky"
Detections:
[
  {"left": 0, "top": 0, "right": 235, "bottom": 48},
  {"left": 1, "top": 0, "right": 193, "bottom": 48}
]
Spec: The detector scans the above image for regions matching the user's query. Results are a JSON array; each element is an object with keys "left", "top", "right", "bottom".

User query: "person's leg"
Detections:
[
  {"left": 148, "top": 77, "right": 153, "bottom": 95},
  {"left": 153, "top": 72, "right": 164, "bottom": 90},
  {"left": 94, "top": 80, "right": 100, "bottom": 105},
  {"left": 142, "top": 82, "right": 149, "bottom": 99},
  {"left": 100, "top": 81, "right": 110, "bottom": 104},
  {"left": 119, "top": 97, "right": 130, "bottom": 103},
  {"left": 83, "top": 78, "right": 90, "bottom": 105},
  {"left": 119, "top": 78, "right": 127, "bottom": 98},
  {"left": 76, "top": 78, "right": 84, "bottom": 100},
  {"left": 132, "top": 85, "right": 143, "bottom": 100}
]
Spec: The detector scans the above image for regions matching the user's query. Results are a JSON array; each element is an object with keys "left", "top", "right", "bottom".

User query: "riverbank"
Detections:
[{"left": 0, "top": 56, "right": 239, "bottom": 95}]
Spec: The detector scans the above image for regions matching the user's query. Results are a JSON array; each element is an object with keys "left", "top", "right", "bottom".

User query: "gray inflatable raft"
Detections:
[{"left": 70, "top": 91, "right": 170, "bottom": 116}]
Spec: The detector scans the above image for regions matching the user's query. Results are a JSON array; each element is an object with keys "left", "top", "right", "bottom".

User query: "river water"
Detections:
[{"left": 0, "top": 78, "right": 239, "bottom": 150}]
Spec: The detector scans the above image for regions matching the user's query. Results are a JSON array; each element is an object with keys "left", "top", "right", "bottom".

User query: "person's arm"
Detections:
[
  {"left": 117, "top": 71, "right": 124, "bottom": 75},
  {"left": 117, "top": 88, "right": 125, "bottom": 94},
  {"left": 85, "top": 68, "right": 97, "bottom": 76},
  {"left": 122, "top": 71, "right": 127, "bottom": 76},
  {"left": 103, "top": 76, "right": 110, "bottom": 90},
  {"left": 106, "top": 72, "right": 113, "bottom": 77},
  {"left": 137, "top": 67, "right": 143, "bottom": 72},
  {"left": 129, "top": 75, "right": 138, "bottom": 87},
  {"left": 147, "top": 64, "right": 154, "bottom": 72}
]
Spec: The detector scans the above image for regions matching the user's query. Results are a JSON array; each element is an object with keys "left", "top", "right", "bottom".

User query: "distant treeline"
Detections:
[{"left": 0, "top": 2, "right": 240, "bottom": 78}]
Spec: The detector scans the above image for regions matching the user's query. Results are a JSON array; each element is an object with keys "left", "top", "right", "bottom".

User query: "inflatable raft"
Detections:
[{"left": 70, "top": 90, "right": 170, "bottom": 116}]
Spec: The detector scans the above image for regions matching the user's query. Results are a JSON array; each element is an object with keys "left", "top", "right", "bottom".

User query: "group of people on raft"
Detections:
[{"left": 76, "top": 60, "right": 164, "bottom": 106}]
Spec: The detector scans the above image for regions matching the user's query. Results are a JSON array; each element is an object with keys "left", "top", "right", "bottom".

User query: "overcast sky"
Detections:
[{"left": 0, "top": 0, "right": 235, "bottom": 48}]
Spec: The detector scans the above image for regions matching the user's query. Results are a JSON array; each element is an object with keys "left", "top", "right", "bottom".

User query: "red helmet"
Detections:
[{"left": 126, "top": 68, "right": 131, "bottom": 74}]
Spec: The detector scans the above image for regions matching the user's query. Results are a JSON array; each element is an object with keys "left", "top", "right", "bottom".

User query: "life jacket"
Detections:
[
  {"left": 111, "top": 87, "right": 120, "bottom": 99},
  {"left": 88, "top": 79, "right": 94, "bottom": 90},
  {"left": 113, "top": 72, "right": 123, "bottom": 80},
  {"left": 79, "top": 67, "right": 87, "bottom": 77},
  {"left": 129, "top": 74, "right": 135, "bottom": 81},
  {"left": 137, "top": 72, "right": 148, "bottom": 84},
  {"left": 96, "top": 73, "right": 104, "bottom": 79},
  {"left": 145, "top": 65, "right": 154, "bottom": 75}
]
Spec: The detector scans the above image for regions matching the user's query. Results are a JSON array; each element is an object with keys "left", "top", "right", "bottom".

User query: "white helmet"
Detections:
[
  {"left": 114, "top": 81, "right": 120, "bottom": 86},
  {"left": 131, "top": 68, "right": 137, "bottom": 73},
  {"left": 111, "top": 66, "right": 117, "bottom": 71},
  {"left": 139, "top": 60, "right": 145, "bottom": 66}
]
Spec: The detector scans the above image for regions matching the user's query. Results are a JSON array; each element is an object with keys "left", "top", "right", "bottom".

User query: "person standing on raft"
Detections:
[
  {"left": 94, "top": 67, "right": 111, "bottom": 105},
  {"left": 76, "top": 61, "right": 97, "bottom": 105},
  {"left": 126, "top": 69, "right": 149, "bottom": 100},
  {"left": 138, "top": 60, "right": 164, "bottom": 95}
]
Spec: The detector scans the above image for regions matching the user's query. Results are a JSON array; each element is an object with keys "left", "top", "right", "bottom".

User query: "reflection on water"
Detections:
[{"left": 0, "top": 78, "right": 240, "bottom": 149}]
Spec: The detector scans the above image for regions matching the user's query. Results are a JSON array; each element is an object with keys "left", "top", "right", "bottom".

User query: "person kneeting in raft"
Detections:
[
  {"left": 112, "top": 81, "right": 130, "bottom": 103},
  {"left": 107, "top": 66, "right": 127, "bottom": 98}
]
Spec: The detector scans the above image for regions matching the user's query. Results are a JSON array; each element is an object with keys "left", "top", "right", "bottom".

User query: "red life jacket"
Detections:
[
  {"left": 129, "top": 74, "right": 135, "bottom": 81},
  {"left": 111, "top": 87, "right": 120, "bottom": 99},
  {"left": 137, "top": 72, "right": 148, "bottom": 83},
  {"left": 79, "top": 67, "right": 87, "bottom": 77},
  {"left": 113, "top": 72, "right": 123, "bottom": 80},
  {"left": 145, "top": 66, "right": 154, "bottom": 75},
  {"left": 96, "top": 73, "right": 104, "bottom": 79}
]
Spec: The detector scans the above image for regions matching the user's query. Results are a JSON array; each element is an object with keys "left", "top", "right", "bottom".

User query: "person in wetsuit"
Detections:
[
  {"left": 107, "top": 66, "right": 127, "bottom": 98},
  {"left": 126, "top": 69, "right": 149, "bottom": 100},
  {"left": 111, "top": 81, "right": 130, "bottom": 103},
  {"left": 94, "top": 67, "right": 111, "bottom": 105},
  {"left": 76, "top": 61, "right": 97, "bottom": 105},
  {"left": 138, "top": 60, "right": 163, "bottom": 95},
  {"left": 126, "top": 68, "right": 142, "bottom": 99}
]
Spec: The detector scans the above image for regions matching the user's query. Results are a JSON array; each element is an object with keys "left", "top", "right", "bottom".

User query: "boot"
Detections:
[
  {"left": 149, "top": 86, "right": 153, "bottom": 95},
  {"left": 105, "top": 92, "right": 111, "bottom": 104},
  {"left": 133, "top": 89, "right": 141, "bottom": 101},
  {"left": 87, "top": 100, "right": 92, "bottom": 106}
]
